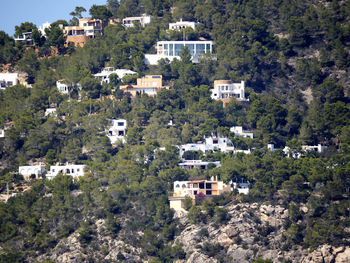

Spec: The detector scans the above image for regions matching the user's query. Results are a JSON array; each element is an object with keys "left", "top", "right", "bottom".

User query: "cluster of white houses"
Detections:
[{"left": 18, "top": 164, "right": 86, "bottom": 181}]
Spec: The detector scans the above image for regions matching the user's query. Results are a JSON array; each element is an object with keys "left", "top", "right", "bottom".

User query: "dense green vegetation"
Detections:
[{"left": 0, "top": 0, "right": 349, "bottom": 262}]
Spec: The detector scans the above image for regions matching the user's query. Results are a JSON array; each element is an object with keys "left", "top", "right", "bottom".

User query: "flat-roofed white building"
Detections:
[
  {"left": 178, "top": 160, "right": 221, "bottom": 170},
  {"left": 14, "top": 32, "right": 32, "bottom": 43},
  {"left": 169, "top": 19, "right": 199, "bottom": 30},
  {"left": 93, "top": 67, "right": 136, "bottom": 84},
  {"left": 232, "top": 182, "right": 250, "bottom": 194},
  {"left": 45, "top": 107, "right": 57, "bottom": 117},
  {"left": 211, "top": 80, "right": 248, "bottom": 104},
  {"left": 107, "top": 119, "right": 127, "bottom": 144},
  {"left": 122, "top": 14, "right": 152, "bottom": 27},
  {"left": 179, "top": 136, "right": 235, "bottom": 158},
  {"left": 145, "top": 40, "right": 213, "bottom": 65},
  {"left": 46, "top": 164, "right": 85, "bottom": 180},
  {"left": 39, "top": 22, "right": 51, "bottom": 36},
  {"left": 230, "top": 126, "right": 254, "bottom": 138},
  {"left": 19, "top": 165, "right": 46, "bottom": 180},
  {"left": 0, "top": 73, "right": 19, "bottom": 90},
  {"left": 56, "top": 80, "right": 69, "bottom": 94}
]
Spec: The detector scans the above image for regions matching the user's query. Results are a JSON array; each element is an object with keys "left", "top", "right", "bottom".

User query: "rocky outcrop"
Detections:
[
  {"left": 34, "top": 202, "right": 350, "bottom": 263},
  {"left": 301, "top": 245, "right": 350, "bottom": 263},
  {"left": 36, "top": 219, "right": 143, "bottom": 263},
  {"left": 174, "top": 202, "right": 349, "bottom": 263}
]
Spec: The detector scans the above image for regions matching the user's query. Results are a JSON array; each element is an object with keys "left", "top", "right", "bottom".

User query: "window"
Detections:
[
  {"left": 185, "top": 44, "right": 194, "bottom": 56},
  {"left": 199, "top": 182, "right": 205, "bottom": 189},
  {"left": 194, "top": 190, "right": 197, "bottom": 195},
  {"left": 77, "top": 169, "right": 80, "bottom": 172},
  {"left": 176, "top": 184, "right": 180, "bottom": 188},
  {"left": 164, "top": 44, "right": 168, "bottom": 56},
  {"left": 118, "top": 131, "right": 124, "bottom": 136},
  {"left": 169, "top": 44, "right": 173, "bottom": 56},
  {"left": 206, "top": 183, "right": 212, "bottom": 189},
  {"left": 174, "top": 44, "right": 183, "bottom": 56},
  {"left": 118, "top": 122, "right": 124, "bottom": 126},
  {"left": 206, "top": 43, "right": 211, "bottom": 52},
  {"left": 196, "top": 44, "right": 205, "bottom": 54},
  {"left": 206, "top": 190, "right": 212, "bottom": 195},
  {"left": 182, "top": 184, "right": 186, "bottom": 188}
]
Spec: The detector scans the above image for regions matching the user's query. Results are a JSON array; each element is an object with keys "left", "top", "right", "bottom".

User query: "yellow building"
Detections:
[
  {"left": 169, "top": 179, "right": 231, "bottom": 211},
  {"left": 120, "top": 75, "right": 169, "bottom": 97}
]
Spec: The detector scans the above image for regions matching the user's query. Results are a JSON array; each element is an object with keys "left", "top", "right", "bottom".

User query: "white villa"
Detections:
[
  {"left": 14, "top": 32, "right": 32, "bottom": 43},
  {"left": 46, "top": 164, "right": 85, "bottom": 180},
  {"left": 0, "top": 73, "right": 19, "bottom": 90},
  {"left": 231, "top": 180, "right": 250, "bottom": 195},
  {"left": 107, "top": 119, "right": 127, "bottom": 144},
  {"left": 283, "top": 144, "right": 327, "bottom": 158},
  {"left": 93, "top": 67, "right": 136, "bottom": 84},
  {"left": 178, "top": 160, "right": 221, "bottom": 170},
  {"left": 56, "top": 80, "right": 81, "bottom": 94},
  {"left": 0, "top": 129, "right": 4, "bottom": 138},
  {"left": 169, "top": 19, "right": 199, "bottom": 30},
  {"left": 179, "top": 136, "right": 235, "bottom": 158},
  {"left": 56, "top": 80, "right": 69, "bottom": 94},
  {"left": 230, "top": 126, "right": 254, "bottom": 138},
  {"left": 211, "top": 80, "right": 249, "bottom": 105},
  {"left": 19, "top": 165, "right": 46, "bottom": 180},
  {"left": 144, "top": 40, "right": 213, "bottom": 65},
  {"left": 122, "top": 14, "right": 152, "bottom": 27},
  {"left": 38, "top": 22, "right": 51, "bottom": 36},
  {"left": 45, "top": 107, "right": 57, "bottom": 117}
]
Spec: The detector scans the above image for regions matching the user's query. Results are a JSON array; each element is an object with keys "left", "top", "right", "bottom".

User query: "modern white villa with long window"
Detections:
[{"left": 144, "top": 40, "right": 213, "bottom": 65}]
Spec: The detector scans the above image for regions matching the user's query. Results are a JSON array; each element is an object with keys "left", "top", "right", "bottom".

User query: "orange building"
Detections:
[{"left": 120, "top": 75, "right": 169, "bottom": 97}]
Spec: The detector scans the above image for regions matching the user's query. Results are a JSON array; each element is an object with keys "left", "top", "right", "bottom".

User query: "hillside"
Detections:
[{"left": 0, "top": 0, "right": 350, "bottom": 262}]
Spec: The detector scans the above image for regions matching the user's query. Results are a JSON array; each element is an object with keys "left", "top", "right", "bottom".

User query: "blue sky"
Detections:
[{"left": 1, "top": 0, "right": 107, "bottom": 36}]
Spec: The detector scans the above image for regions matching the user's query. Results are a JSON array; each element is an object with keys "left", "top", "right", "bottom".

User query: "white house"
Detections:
[
  {"left": 14, "top": 32, "right": 32, "bottom": 43},
  {"left": 178, "top": 160, "right": 221, "bottom": 170},
  {"left": 179, "top": 136, "right": 235, "bottom": 158},
  {"left": 107, "top": 119, "right": 127, "bottom": 144},
  {"left": 144, "top": 40, "right": 213, "bottom": 65},
  {"left": 169, "top": 19, "right": 199, "bottom": 30},
  {"left": 56, "top": 80, "right": 81, "bottom": 94},
  {"left": 0, "top": 129, "right": 4, "bottom": 138},
  {"left": 232, "top": 182, "right": 250, "bottom": 195},
  {"left": 45, "top": 107, "right": 57, "bottom": 117},
  {"left": 38, "top": 22, "right": 51, "bottom": 36},
  {"left": 122, "top": 14, "right": 152, "bottom": 27},
  {"left": 302, "top": 144, "right": 327, "bottom": 153},
  {"left": 0, "top": 73, "right": 19, "bottom": 90},
  {"left": 230, "top": 126, "right": 254, "bottom": 138},
  {"left": 19, "top": 165, "right": 46, "bottom": 180},
  {"left": 93, "top": 67, "right": 137, "bottom": 84},
  {"left": 56, "top": 80, "right": 69, "bottom": 94},
  {"left": 46, "top": 164, "right": 85, "bottom": 180},
  {"left": 267, "top": 144, "right": 275, "bottom": 151},
  {"left": 211, "top": 80, "right": 248, "bottom": 102}
]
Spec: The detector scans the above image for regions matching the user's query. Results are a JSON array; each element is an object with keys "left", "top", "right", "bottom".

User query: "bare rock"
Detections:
[{"left": 186, "top": 251, "right": 217, "bottom": 263}]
